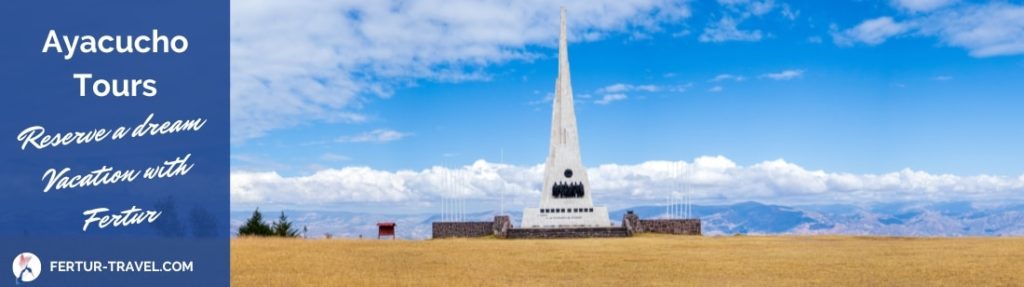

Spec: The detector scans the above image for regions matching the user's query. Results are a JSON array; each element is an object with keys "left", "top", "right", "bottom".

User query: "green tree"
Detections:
[
  {"left": 238, "top": 207, "right": 273, "bottom": 236},
  {"left": 272, "top": 211, "right": 299, "bottom": 237}
]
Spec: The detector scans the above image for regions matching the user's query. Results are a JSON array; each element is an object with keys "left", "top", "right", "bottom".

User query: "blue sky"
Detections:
[{"left": 229, "top": 0, "right": 1024, "bottom": 211}]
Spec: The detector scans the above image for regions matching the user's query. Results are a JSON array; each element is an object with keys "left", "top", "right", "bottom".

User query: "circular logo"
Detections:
[{"left": 12, "top": 252, "right": 41, "bottom": 283}]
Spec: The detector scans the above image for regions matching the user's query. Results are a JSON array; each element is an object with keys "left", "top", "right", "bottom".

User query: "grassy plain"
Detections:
[{"left": 232, "top": 234, "right": 1023, "bottom": 286}]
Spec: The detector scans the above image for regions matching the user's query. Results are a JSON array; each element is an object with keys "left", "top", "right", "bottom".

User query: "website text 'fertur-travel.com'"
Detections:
[{"left": 50, "top": 260, "right": 195, "bottom": 273}]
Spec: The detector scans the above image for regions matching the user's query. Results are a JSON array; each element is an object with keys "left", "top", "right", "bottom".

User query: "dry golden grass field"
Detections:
[{"left": 232, "top": 235, "right": 1024, "bottom": 286}]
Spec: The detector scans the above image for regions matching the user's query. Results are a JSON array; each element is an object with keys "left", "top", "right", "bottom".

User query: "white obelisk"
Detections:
[{"left": 521, "top": 8, "right": 611, "bottom": 228}]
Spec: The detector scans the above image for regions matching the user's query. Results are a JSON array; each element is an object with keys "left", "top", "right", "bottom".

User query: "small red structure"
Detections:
[{"left": 376, "top": 222, "right": 396, "bottom": 240}]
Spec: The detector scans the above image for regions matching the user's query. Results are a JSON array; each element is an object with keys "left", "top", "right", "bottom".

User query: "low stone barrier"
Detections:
[
  {"left": 638, "top": 219, "right": 701, "bottom": 235},
  {"left": 432, "top": 221, "right": 494, "bottom": 239},
  {"left": 431, "top": 214, "right": 700, "bottom": 239}
]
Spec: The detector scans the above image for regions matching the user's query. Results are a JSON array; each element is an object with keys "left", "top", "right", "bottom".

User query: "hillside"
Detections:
[{"left": 231, "top": 201, "right": 1024, "bottom": 239}]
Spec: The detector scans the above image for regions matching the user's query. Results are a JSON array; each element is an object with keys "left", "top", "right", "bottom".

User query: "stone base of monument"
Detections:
[
  {"left": 505, "top": 226, "right": 629, "bottom": 239},
  {"left": 431, "top": 213, "right": 701, "bottom": 239},
  {"left": 519, "top": 206, "right": 612, "bottom": 228}
]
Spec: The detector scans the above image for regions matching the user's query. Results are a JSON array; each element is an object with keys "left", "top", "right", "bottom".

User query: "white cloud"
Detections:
[
  {"left": 918, "top": 3, "right": 1024, "bottom": 57},
  {"left": 933, "top": 75, "right": 952, "bottom": 81},
  {"left": 671, "top": 29, "right": 692, "bottom": 38},
  {"left": 594, "top": 94, "right": 628, "bottom": 105},
  {"left": 528, "top": 92, "right": 555, "bottom": 106},
  {"left": 892, "top": 0, "right": 957, "bottom": 13},
  {"left": 538, "top": 82, "right": 667, "bottom": 105},
  {"left": 231, "top": 156, "right": 1024, "bottom": 210},
  {"left": 231, "top": 167, "right": 416, "bottom": 205},
  {"left": 710, "top": 74, "right": 746, "bottom": 82},
  {"left": 231, "top": 154, "right": 292, "bottom": 172},
  {"left": 708, "top": 86, "right": 724, "bottom": 92},
  {"left": 596, "top": 83, "right": 660, "bottom": 94},
  {"left": 780, "top": 4, "right": 799, "bottom": 21},
  {"left": 699, "top": 0, "right": 785, "bottom": 43},
  {"left": 747, "top": 0, "right": 776, "bottom": 16},
  {"left": 321, "top": 153, "right": 351, "bottom": 162},
  {"left": 232, "top": 160, "right": 544, "bottom": 210},
  {"left": 700, "top": 16, "right": 763, "bottom": 42},
  {"left": 717, "top": 0, "right": 775, "bottom": 17},
  {"left": 760, "top": 69, "right": 804, "bottom": 80},
  {"left": 589, "top": 83, "right": 687, "bottom": 104},
  {"left": 832, "top": 17, "right": 912, "bottom": 46},
  {"left": 834, "top": 2, "right": 1024, "bottom": 57},
  {"left": 336, "top": 129, "right": 410, "bottom": 143},
  {"left": 231, "top": 0, "right": 692, "bottom": 143}
]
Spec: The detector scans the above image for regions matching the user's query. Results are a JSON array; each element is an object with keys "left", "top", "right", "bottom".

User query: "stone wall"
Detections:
[
  {"left": 638, "top": 219, "right": 701, "bottom": 235},
  {"left": 431, "top": 214, "right": 700, "bottom": 239},
  {"left": 506, "top": 227, "right": 630, "bottom": 239},
  {"left": 622, "top": 211, "right": 641, "bottom": 236},
  {"left": 432, "top": 221, "right": 494, "bottom": 239},
  {"left": 493, "top": 215, "right": 511, "bottom": 238}
]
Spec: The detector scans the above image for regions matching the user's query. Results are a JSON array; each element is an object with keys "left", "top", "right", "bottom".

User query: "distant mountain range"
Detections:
[{"left": 231, "top": 201, "right": 1024, "bottom": 239}]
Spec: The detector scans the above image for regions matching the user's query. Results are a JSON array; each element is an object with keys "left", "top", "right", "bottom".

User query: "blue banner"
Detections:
[{"left": 1, "top": 1, "right": 229, "bottom": 286}]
